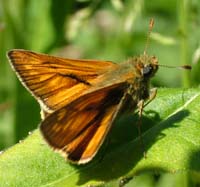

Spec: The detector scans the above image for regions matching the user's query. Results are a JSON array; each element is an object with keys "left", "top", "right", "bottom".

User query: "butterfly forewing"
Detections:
[
  {"left": 40, "top": 82, "right": 128, "bottom": 164},
  {"left": 7, "top": 50, "right": 117, "bottom": 113}
]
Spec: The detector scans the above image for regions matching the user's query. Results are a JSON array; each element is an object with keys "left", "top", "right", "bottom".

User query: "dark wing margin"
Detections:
[
  {"left": 40, "top": 82, "right": 128, "bottom": 164},
  {"left": 7, "top": 49, "right": 117, "bottom": 112}
]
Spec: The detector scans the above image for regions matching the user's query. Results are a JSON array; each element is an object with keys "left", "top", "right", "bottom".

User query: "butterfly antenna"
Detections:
[
  {"left": 144, "top": 18, "right": 154, "bottom": 56},
  {"left": 144, "top": 19, "right": 192, "bottom": 71},
  {"left": 158, "top": 64, "right": 192, "bottom": 70}
]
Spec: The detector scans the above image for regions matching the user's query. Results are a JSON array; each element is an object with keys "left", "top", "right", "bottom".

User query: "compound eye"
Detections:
[{"left": 143, "top": 65, "right": 153, "bottom": 77}]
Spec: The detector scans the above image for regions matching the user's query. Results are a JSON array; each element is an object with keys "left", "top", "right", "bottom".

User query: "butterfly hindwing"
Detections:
[{"left": 40, "top": 82, "right": 128, "bottom": 164}]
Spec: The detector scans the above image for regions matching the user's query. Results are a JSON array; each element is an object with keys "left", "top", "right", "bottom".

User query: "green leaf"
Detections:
[{"left": 0, "top": 88, "right": 200, "bottom": 187}]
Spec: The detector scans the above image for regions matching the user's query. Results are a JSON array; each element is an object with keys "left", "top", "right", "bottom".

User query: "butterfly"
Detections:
[
  {"left": 7, "top": 19, "right": 190, "bottom": 164},
  {"left": 7, "top": 46, "right": 160, "bottom": 164}
]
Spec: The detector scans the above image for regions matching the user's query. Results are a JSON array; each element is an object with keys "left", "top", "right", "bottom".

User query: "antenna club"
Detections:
[
  {"left": 149, "top": 18, "right": 154, "bottom": 29},
  {"left": 181, "top": 65, "right": 192, "bottom": 70}
]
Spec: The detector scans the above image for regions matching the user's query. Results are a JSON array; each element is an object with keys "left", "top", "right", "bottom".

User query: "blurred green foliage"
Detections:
[{"left": 0, "top": 0, "right": 200, "bottom": 186}]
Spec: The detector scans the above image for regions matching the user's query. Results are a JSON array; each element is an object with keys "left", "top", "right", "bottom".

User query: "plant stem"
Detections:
[{"left": 178, "top": 0, "right": 191, "bottom": 87}]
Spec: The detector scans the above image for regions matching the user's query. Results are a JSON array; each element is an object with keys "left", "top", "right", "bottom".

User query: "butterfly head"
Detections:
[
  {"left": 142, "top": 55, "right": 158, "bottom": 78},
  {"left": 133, "top": 54, "right": 158, "bottom": 79}
]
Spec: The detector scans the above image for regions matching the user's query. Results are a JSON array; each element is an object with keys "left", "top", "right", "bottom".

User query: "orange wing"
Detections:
[
  {"left": 7, "top": 49, "right": 117, "bottom": 113},
  {"left": 40, "top": 82, "right": 128, "bottom": 164}
]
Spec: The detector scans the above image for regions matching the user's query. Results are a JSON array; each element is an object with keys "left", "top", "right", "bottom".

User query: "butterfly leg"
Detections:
[
  {"left": 144, "top": 88, "right": 157, "bottom": 107},
  {"left": 136, "top": 88, "right": 157, "bottom": 158},
  {"left": 137, "top": 99, "right": 147, "bottom": 158}
]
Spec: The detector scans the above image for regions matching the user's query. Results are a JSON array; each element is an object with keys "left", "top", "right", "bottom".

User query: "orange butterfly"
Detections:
[
  {"left": 8, "top": 46, "right": 159, "bottom": 163},
  {"left": 7, "top": 19, "right": 191, "bottom": 164}
]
